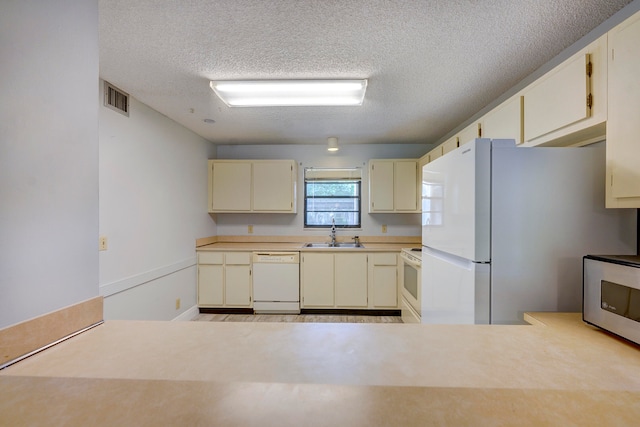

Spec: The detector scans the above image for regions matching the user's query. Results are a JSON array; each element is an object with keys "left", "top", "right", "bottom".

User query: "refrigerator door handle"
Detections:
[{"left": 423, "top": 246, "right": 476, "bottom": 269}]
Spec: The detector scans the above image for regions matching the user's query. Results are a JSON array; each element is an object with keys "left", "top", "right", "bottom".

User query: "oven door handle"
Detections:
[{"left": 401, "top": 254, "right": 421, "bottom": 269}]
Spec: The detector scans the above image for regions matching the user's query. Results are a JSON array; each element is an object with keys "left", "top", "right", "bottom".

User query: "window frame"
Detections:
[{"left": 303, "top": 169, "right": 362, "bottom": 229}]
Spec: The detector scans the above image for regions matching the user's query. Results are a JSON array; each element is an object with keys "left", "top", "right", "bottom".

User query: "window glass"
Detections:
[{"left": 304, "top": 168, "right": 361, "bottom": 228}]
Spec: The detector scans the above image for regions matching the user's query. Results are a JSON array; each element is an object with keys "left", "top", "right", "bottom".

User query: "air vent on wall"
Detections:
[{"left": 103, "top": 81, "right": 129, "bottom": 116}]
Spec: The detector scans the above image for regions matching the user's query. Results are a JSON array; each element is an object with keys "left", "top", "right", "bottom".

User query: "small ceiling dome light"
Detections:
[{"left": 327, "top": 137, "right": 339, "bottom": 152}]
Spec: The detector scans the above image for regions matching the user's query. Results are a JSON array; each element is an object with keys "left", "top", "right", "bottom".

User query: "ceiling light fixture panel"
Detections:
[{"left": 209, "top": 79, "right": 367, "bottom": 107}]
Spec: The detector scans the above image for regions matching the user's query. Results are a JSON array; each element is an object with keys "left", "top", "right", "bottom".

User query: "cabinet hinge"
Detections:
[
  {"left": 587, "top": 93, "right": 593, "bottom": 110},
  {"left": 586, "top": 61, "right": 593, "bottom": 77}
]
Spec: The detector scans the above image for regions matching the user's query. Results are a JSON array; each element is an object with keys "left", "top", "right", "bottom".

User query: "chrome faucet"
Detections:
[{"left": 330, "top": 217, "right": 337, "bottom": 246}]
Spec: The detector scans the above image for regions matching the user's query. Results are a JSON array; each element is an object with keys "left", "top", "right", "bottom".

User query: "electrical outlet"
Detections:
[
  {"left": 175, "top": 298, "right": 181, "bottom": 310},
  {"left": 99, "top": 236, "right": 108, "bottom": 251},
  {"left": 248, "top": 225, "right": 253, "bottom": 234},
  {"left": 382, "top": 224, "right": 387, "bottom": 233}
]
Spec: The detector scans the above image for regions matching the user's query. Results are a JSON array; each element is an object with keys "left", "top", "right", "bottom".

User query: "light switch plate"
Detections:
[
  {"left": 248, "top": 225, "right": 253, "bottom": 234},
  {"left": 99, "top": 236, "right": 108, "bottom": 251},
  {"left": 382, "top": 224, "right": 387, "bottom": 233}
]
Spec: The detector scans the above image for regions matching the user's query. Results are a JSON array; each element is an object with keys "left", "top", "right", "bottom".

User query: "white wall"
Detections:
[
  {"left": 0, "top": 0, "right": 99, "bottom": 329},
  {"left": 99, "top": 86, "right": 216, "bottom": 320},
  {"left": 216, "top": 143, "right": 431, "bottom": 237}
]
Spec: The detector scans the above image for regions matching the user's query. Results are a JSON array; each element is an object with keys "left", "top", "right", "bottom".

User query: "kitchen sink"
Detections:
[{"left": 304, "top": 242, "right": 365, "bottom": 248}]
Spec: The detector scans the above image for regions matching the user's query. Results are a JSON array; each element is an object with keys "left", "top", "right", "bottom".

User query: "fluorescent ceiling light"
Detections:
[{"left": 209, "top": 79, "right": 367, "bottom": 107}]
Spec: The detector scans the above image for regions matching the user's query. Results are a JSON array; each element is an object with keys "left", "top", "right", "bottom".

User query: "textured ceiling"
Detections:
[{"left": 99, "top": 0, "right": 633, "bottom": 147}]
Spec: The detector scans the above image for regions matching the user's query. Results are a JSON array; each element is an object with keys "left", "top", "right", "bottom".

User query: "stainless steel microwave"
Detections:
[{"left": 583, "top": 255, "right": 640, "bottom": 345}]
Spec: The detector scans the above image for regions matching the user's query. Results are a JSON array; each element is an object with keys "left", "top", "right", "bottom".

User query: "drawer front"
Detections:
[
  {"left": 198, "top": 252, "right": 224, "bottom": 264},
  {"left": 225, "top": 252, "right": 252, "bottom": 265},
  {"left": 371, "top": 252, "right": 397, "bottom": 266}
]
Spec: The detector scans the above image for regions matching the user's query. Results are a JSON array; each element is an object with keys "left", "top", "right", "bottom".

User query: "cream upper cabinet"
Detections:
[
  {"left": 440, "top": 123, "right": 480, "bottom": 157},
  {"left": 427, "top": 145, "right": 443, "bottom": 163},
  {"left": 481, "top": 95, "right": 524, "bottom": 144},
  {"left": 252, "top": 161, "right": 297, "bottom": 212},
  {"left": 210, "top": 161, "right": 252, "bottom": 212},
  {"left": 457, "top": 122, "right": 480, "bottom": 147},
  {"left": 209, "top": 159, "right": 297, "bottom": 213},
  {"left": 441, "top": 136, "right": 459, "bottom": 155},
  {"left": 521, "top": 35, "right": 607, "bottom": 147},
  {"left": 395, "top": 161, "right": 419, "bottom": 211},
  {"left": 335, "top": 253, "right": 368, "bottom": 308},
  {"left": 607, "top": 12, "right": 640, "bottom": 208},
  {"left": 369, "top": 161, "right": 394, "bottom": 211},
  {"left": 369, "top": 159, "right": 419, "bottom": 213}
]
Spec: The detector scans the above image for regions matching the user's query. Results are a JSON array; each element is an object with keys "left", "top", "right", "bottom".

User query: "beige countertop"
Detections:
[
  {"left": 1, "top": 313, "right": 639, "bottom": 425},
  {"left": 197, "top": 242, "right": 416, "bottom": 252}
]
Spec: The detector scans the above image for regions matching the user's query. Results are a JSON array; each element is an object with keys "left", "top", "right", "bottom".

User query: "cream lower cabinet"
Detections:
[
  {"left": 607, "top": 12, "right": 640, "bottom": 208},
  {"left": 300, "top": 253, "right": 334, "bottom": 307},
  {"left": 197, "top": 252, "right": 252, "bottom": 308},
  {"left": 301, "top": 252, "right": 399, "bottom": 309},
  {"left": 369, "top": 253, "right": 398, "bottom": 308},
  {"left": 301, "top": 252, "right": 367, "bottom": 308},
  {"left": 335, "top": 253, "right": 368, "bottom": 307}
]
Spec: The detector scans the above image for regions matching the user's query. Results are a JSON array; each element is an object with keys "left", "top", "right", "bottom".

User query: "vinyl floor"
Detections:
[{"left": 193, "top": 313, "right": 403, "bottom": 323}]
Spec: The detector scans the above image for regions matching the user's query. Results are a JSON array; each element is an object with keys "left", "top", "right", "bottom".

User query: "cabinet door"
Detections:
[
  {"left": 608, "top": 13, "right": 640, "bottom": 205},
  {"left": 198, "top": 264, "right": 224, "bottom": 306},
  {"left": 457, "top": 123, "right": 480, "bottom": 147},
  {"left": 210, "top": 161, "right": 252, "bottom": 211},
  {"left": 441, "top": 136, "right": 459, "bottom": 155},
  {"left": 335, "top": 253, "right": 368, "bottom": 307},
  {"left": 523, "top": 54, "right": 591, "bottom": 142},
  {"left": 225, "top": 265, "right": 252, "bottom": 307},
  {"left": 369, "top": 161, "right": 394, "bottom": 212},
  {"left": 482, "top": 96, "right": 524, "bottom": 144},
  {"left": 429, "top": 146, "right": 443, "bottom": 162},
  {"left": 372, "top": 266, "right": 398, "bottom": 308},
  {"left": 370, "top": 253, "right": 398, "bottom": 308},
  {"left": 394, "top": 161, "right": 418, "bottom": 211},
  {"left": 253, "top": 161, "right": 296, "bottom": 212},
  {"left": 301, "top": 253, "right": 334, "bottom": 307}
]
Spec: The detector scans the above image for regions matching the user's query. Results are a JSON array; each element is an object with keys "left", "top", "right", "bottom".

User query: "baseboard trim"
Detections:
[
  {"left": 100, "top": 257, "right": 196, "bottom": 297},
  {"left": 197, "top": 307, "right": 401, "bottom": 316},
  {"left": 198, "top": 307, "right": 254, "bottom": 314},
  {"left": 300, "top": 309, "right": 401, "bottom": 316},
  {"left": 172, "top": 305, "right": 199, "bottom": 321}
]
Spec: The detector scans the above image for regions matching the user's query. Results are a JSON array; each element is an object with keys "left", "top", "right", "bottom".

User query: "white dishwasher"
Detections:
[{"left": 252, "top": 252, "right": 300, "bottom": 314}]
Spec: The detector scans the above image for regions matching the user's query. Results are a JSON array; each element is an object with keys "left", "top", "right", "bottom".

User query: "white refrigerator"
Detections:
[{"left": 421, "top": 139, "right": 637, "bottom": 324}]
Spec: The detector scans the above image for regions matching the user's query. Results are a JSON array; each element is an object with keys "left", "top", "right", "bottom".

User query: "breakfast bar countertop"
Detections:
[{"left": 1, "top": 313, "right": 639, "bottom": 426}]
